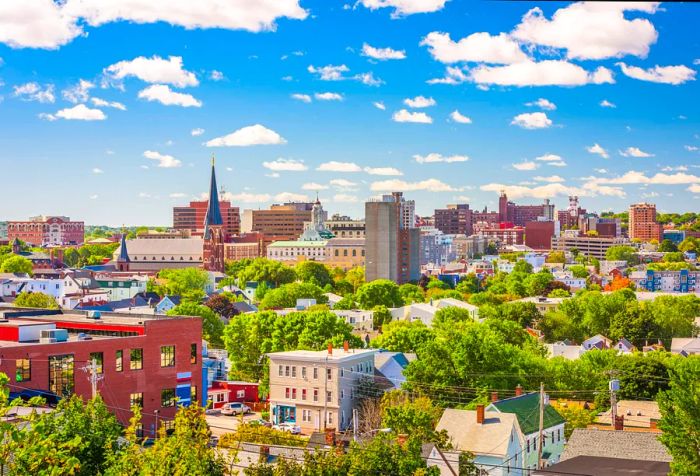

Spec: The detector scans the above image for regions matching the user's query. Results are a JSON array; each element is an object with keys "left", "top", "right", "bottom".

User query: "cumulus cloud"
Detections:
[
  {"left": 420, "top": 31, "right": 528, "bottom": 64},
  {"left": 191, "top": 128, "right": 205, "bottom": 136},
  {"left": 590, "top": 170, "right": 700, "bottom": 186},
  {"left": 617, "top": 62, "right": 696, "bottom": 85},
  {"left": 685, "top": 145, "right": 699, "bottom": 152},
  {"left": 392, "top": 109, "right": 433, "bottom": 124},
  {"left": 315, "top": 92, "right": 343, "bottom": 101},
  {"left": 481, "top": 182, "right": 625, "bottom": 200},
  {"left": 364, "top": 166, "right": 403, "bottom": 176},
  {"left": 105, "top": 55, "right": 198, "bottom": 87},
  {"left": 619, "top": 146, "right": 654, "bottom": 158},
  {"left": 361, "top": 43, "right": 406, "bottom": 60},
  {"left": 0, "top": 1, "right": 308, "bottom": 49},
  {"left": 414, "top": 153, "right": 468, "bottom": 164},
  {"left": 39, "top": 104, "right": 106, "bottom": 121},
  {"left": 330, "top": 178, "right": 359, "bottom": 190},
  {"left": 534, "top": 154, "right": 567, "bottom": 167},
  {"left": 317, "top": 161, "right": 362, "bottom": 172},
  {"left": 226, "top": 192, "right": 272, "bottom": 203},
  {"left": 370, "top": 178, "right": 456, "bottom": 192},
  {"left": 92, "top": 167, "right": 104, "bottom": 174},
  {"left": 403, "top": 95, "right": 435, "bottom": 108},
  {"left": 661, "top": 165, "right": 688, "bottom": 172},
  {"left": 449, "top": 110, "right": 472, "bottom": 124},
  {"left": 359, "top": 0, "right": 449, "bottom": 17},
  {"left": 13, "top": 82, "right": 55, "bottom": 103},
  {"left": 143, "top": 150, "right": 181, "bottom": 168},
  {"left": 688, "top": 184, "right": 700, "bottom": 194},
  {"left": 262, "top": 158, "right": 307, "bottom": 171},
  {"left": 533, "top": 175, "right": 564, "bottom": 183},
  {"left": 205, "top": 124, "right": 286, "bottom": 147},
  {"left": 513, "top": 161, "right": 539, "bottom": 171},
  {"left": 587, "top": 143, "right": 609, "bottom": 159},
  {"left": 62, "top": 79, "right": 94, "bottom": 103},
  {"left": 302, "top": 182, "right": 329, "bottom": 191},
  {"left": 511, "top": 2, "right": 659, "bottom": 60},
  {"left": 373, "top": 101, "right": 386, "bottom": 110},
  {"left": 291, "top": 93, "right": 312, "bottom": 103},
  {"left": 600, "top": 99, "right": 616, "bottom": 108},
  {"left": 308, "top": 64, "right": 382, "bottom": 86},
  {"left": 210, "top": 70, "right": 224, "bottom": 81},
  {"left": 469, "top": 60, "right": 614, "bottom": 87},
  {"left": 138, "top": 84, "right": 202, "bottom": 107},
  {"left": 426, "top": 66, "right": 468, "bottom": 85},
  {"left": 511, "top": 112, "right": 552, "bottom": 129},
  {"left": 526, "top": 98, "right": 556, "bottom": 110},
  {"left": 91, "top": 97, "right": 126, "bottom": 110},
  {"left": 169, "top": 192, "right": 187, "bottom": 198},
  {"left": 274, "top": 192, "right": 309, "bottom": 202},
  {"left": 333, "top": 193, "right": 359, "bottom": 203}
]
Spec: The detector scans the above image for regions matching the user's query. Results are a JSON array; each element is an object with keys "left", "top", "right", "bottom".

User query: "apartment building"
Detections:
[
  {"left": 172, "top": 200, "right": 240, "bottom": 239},
  {"left": 267, "top": 346, "right": 377, "bottom": 433},
  {"left": 434, "top": 204, "right": 473, "bottom": 236},
  {"left": 629, "top": 203, "right": 662, "bottom": 243}
]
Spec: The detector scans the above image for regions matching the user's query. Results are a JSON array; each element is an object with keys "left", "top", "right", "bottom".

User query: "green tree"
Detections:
[
  {"left": 235, "top": 258, "right": 296, "bottom": 287},
  {"left": 616, "top": 355, "right": 669, "bottom": 400},
  {"left": 605, "top": 245, "right": 638, "bottom": 265},
  {"left": 295, "top": 261, "right": 333, "bottom": 288},
  {"left": 524, "top": 271, "right": 554, "bottom": 296},
  {"left": 380, "top": 391, "right": 448, "bottom": 448},
  {"left": 479, "top": 301, "right": 541, "bottom": 328},
  {"left": 0, "top": 255, "right": 33, "bottom": 274},
  {"left": 345, "top": 266, "right": 366, "bottom": 292},
  {"left": 159, "top": 267, "right": 210, "bottom": 302},
  {"left": 259, "top": 282, "right": 327, "bottom": 309},
  {"left": 551, "top": 402, "right": 597, "bottom": 438},
  {"left": 658, "top": 356, "right": 700, "bottom": 475},
  {"left": 426, "top": 279, "right": 450, "bottom": 290},
  {"left": 546, "top": 251, "right": 566, "bottom": 264},
  {"left": 372, "top": 305, "right": 392, "bottom": 330},
  {"left": 567, "top": 265, "right": 589, "bottom": 279},
  {"left": 663, "top": 252, "right": 686, "bottom": 263},
  {"left": 513, "top": 260, "right": 534, "bottom": 274},
  {"left": 678, "top": 237, "right": 697, "bottom": 253},
  {"left": 333, "top": 294, "right": 357, "bottom": 310},
  {"left": 347, "top": 432, "right": 438, "bottom": 476},
  {"left": 658, "top": 239, "right": 679, "bottom": 252},
  {"left": 168, "top": 302, "right": 224, "bottom": 347},
  {"left": 399, "top": 283, "right": 426, "bottom": 304},
  {"left": 371, "top": 320, "right": 435, "bottom": 353},
  {"left": 548, "top": 288, "right": 571, "bottom": 298},
  {"left": 455, "top": 273, "right": 480, "bottom": 294},
  {"left": 356, "top": 279, "right": 403, "bottom": 309},
  {"left": 14, "top": 291, "right": 59, "bottom": 309}
]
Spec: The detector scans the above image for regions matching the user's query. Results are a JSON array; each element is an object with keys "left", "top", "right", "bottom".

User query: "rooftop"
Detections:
[
  {"left": 487, "top": 392, "right": 565, "bottom": 435},
  {"left": 436, "top": 408, "right": 518, "bottom": 457},
  {"left": 561, "top": 429, "right": 671, "bottom": 462},
  {"left": 267, "top": 347, "right": 377, "bottom": 362},
  {"left": 534, "top": 455, "right": 670, "bottom": 476}
]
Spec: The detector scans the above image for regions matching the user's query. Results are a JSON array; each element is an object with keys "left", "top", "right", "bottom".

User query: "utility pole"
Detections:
[
  {"left": 537, "top": 382, "right": 545, "bottom": 470},
  {"left": 323, "top": 354, "right": 329, "bottom": 430},
  {"left": 82, "top": 358, "right": 102, "bottom": 399},
  {"left": 353, "top": 408, "right": 358, "bottom": 442},
  {"left": 610, "top": 378, "right": 620, "bottom": 429}
]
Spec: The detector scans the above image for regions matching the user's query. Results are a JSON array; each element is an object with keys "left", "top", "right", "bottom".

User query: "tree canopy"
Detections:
[
  {"left": 14, "top": 291, "right": 59, "bottom": 309},
  {"left": 0, "top": 255, "right": 33, "bottom": 274}
]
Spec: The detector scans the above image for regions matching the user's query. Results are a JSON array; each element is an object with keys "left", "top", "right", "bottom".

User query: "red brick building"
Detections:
[
  {"left": 0, "top": 309, "right": 202, "bottom": 436},
  {"left": 525, "top": 221, "right": 556, "bottom": 250},
  {"left": 479, "top": 224, "right": 525, "bottom": 246},
  {"left": 7, "top": 216, "right": 84, "bottom": 247},
  {"left": 629, "top": 203, "right": 663, "bottom": 242},
  {"left": 434, "top": 204, "right": 473, "bottom": 236},
  {"left": 173, "top": 200, "right": 240, "bottom": 239}
]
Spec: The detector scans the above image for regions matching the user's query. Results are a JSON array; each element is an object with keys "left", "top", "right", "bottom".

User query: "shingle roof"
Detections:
[
  {"left": 536, "top": 455, "right": 670, "bottom": 476},
  {"left": 488, "top": 392, "right": 565, "bottom": 435},
  {"left": 436, "top": 408, "right": 518, "bottom": 457},
  {"left": 561, "top": 429, "right": 672, "bottom": 462}
]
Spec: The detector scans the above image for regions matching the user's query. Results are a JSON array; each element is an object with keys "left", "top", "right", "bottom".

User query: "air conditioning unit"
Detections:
[
  {"left": 40, "top": 328, "right": 68, "bottom": 343},
  {"left": 86, "top": 311, "right": 101, "bottom": 319}
]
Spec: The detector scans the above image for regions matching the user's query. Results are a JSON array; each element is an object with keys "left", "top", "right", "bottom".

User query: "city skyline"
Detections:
[{"left": 1, "top": 1, "right": 699, "bottom": 225}]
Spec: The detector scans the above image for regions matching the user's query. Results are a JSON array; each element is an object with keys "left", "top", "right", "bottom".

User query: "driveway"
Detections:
[{"left": 206, "top": 410, "right": 263, "bottom": 437}]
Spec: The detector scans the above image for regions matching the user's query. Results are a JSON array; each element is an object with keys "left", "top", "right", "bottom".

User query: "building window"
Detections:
[
  {"left": 301, "top": 367, "right": 307, "bottom": 379},
  {"left": 302, "top": 389, "right": 307, "bottom": 400},
  {"left": 190, "top": 343, "right": 197, "bottom": 364},
  {"left": 313, "top": 368, "right": 318, "bottom": 379},
  {"left": 326, "top": 368, "right": 332, "bottom": 381},
  {"left": 49, "top": 354, "right": 74, "bottom": 397},
  {"left": 340, "top": 368, "right": 344, "bottom": 377},
  {"left": 313, "top": 389, "right": 319, "bottom": 402},
  {"left": 279, "top": 365, "right": 283, "bottom": 377},
  {"left": 285, "top": 366, "right": 290, "bottom": 377},
  {"left": 292, "top": 388, "right": 297, "bottom": 399},
  {"left": 341, "top": 389, "right": 345, "bottom": 399},
  {"left": 16, "top": 359, "right": 31, "bottom": 382},
  {"left": 326, "top": 391, "right": 332, "bottom": 403},
  {"left": 130, "top": 349, "right": 143, "bottom": 370},
  {"left": 236, "top": 389, "right": 245, "bottom": 399},
  {"left": 89, "top": 352, "right": 104, "bottom": 374},
  {"left": 291, "top": 366, "right": 297, "bottom": 378},
  {"left": 160, "top": 346, "right": 175, "bottom": 367},
  {"left": 327, "top": 411, "right": 333, "bottom": 425},
  {"left": 115, "top": 350, "right": 123, "bottom": 372},
  {"left": 285, "top": 388, "right": 290, "bottom": 399},
  {"left": 161, "top": 388, "right": 177, "bottom": 407},
  {"left": 191, "top": 386, "right": 198, "bottom": 404},
  {"left": 130, "top": 392, "right": 143, "bottom": 408}
]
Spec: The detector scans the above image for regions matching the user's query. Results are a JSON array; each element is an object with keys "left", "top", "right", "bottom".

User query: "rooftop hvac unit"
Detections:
[
  {"left": 40, "top": 328, "right": 68, "bottom": 344},
  {"left": 86, "top": 311, "right": 101, "bottom": 319}
]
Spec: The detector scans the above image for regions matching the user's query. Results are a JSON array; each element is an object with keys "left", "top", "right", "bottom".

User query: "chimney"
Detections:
[
  {"left": 259, "top": 445, "right": 270, "bottom": 459},
  {"left": 397, "top": 434, "right": 408, "bottom": 446},
  {"left": 614, "top": 415, "right": 624, "bottom": 431},
  {"left": 343, "top": 340, "right": 349, "bottom": 352},
  {"left": 327, "top": 343, "right": 333, "bottom": 355},
  {"left": 490, "top": 391, "right": 499, "bottom": 403},
  {"left": 650, "top": 420, "right": 658, "bottom": 430},
  {"left": 476, "top": 404, "right": 485, "bottom": 424},
  {"left": 325, "top": 427, "right": 336, "bottom": 446},
  {"left": 515, "top": 384, "right": 523, "bottom": 396}
]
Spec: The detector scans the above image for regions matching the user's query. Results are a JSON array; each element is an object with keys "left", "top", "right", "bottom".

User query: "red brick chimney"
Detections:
[
  {"left": 343, "top": 340, "right": 349, "bottom": 352},
  {"left": 614, "top": 415, "right": 624, "bottom": 431},
  {"left": 491, "top": 391, "right": 499, "bottom": 402},
  {"left": 476, "top": 404, "right": 485, "bottom": 424},
  {"left": 515, "top": 384, "right": 523, "bottom": 396},
  {"left": 327, "top": 343, "right": 333, "bottom": 355},
  {"left": 325, "top": 427, "right": 336, "bottom": 446},
  {"left": 397, "top": 434, "right": 408, "bottom": 446}
]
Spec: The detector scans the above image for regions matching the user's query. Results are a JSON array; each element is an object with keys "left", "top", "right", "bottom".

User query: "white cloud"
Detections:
[
  {"left": 688, "top": 184, "right": 700, "bottom": 194},
  {"left": 291, "top": 93, "right": 312, "bottom": 103},
  {"left": 373, "top": 101, "right": 386, "bottom": 110},
  {"left": 210, "top": 70, "right": 224, "bottom": 81},
  {"left": 354, "top": 72, "right": 383, "bottom": 86},
  {"left": 62, "top": 79, "right": 94, "bottom": 103},
  {"left": 511, "top": 2, "right": 659, "bottom": 60},
  {"left": 661, "top": 165, "right": 688, "bottom": 172},
  {"left": 617, "top": 62, "right": 696, "bottom": 85},
  {"left": 420, "top": 31, "right": 528, "bottom": 64},
  {"left": 403, "top": 95, "right": 435, "bottom": 108},
  {"left": 359, "top": 0, "right": 449, "bottom": 16},
  {"left": 481, "top": 182, "right": 625, "bottom": 200},
  {"left": 470, "top": 60, "right": 614, "bottom": 87},
  {"left": 333, "top": 193, "right": 359, "bottom": 203},
  {"left": 265, "top": 172, "right": 279, "bottom": 178},
  {"left": 302, "top": 182, "right": 329, "bottom": 191},
  {"left": 594, "top": 168, "right": 608, "bottom": 174},
  {"left": 587, "top": 143, "right": 609, "bottom": 159},
  {"left": 533, "top": 175, "right": 564, "bottom": 183},
  {"left": 317, "top": 161, "right": 362, "bottom": 172},
  {"left": 262, "top": 158, "right": 307, "bottom": 171},
  {"left": 92, "top": 167, "right": 104, "bottom": 174},
  {"left": 40, "top": 104, "right": 106, "bottom": 121},
  {"left": 525, "top": 98, "right": 556, "bottom": 111},
  {"left": 426, "top": 66, "right": 469, "bottom": 85},
  {"left": 414, "top": 153, "right": 468, "bottom": 164},
  {"left": 535, "top": 154, "right": 562, "bottom": 163},
  {"left": 619, "top": 146, "right": 654, "bottom": 158},
  {"left": 274, "top": 192, "right": 308, "bottom": 202},
  {"left": 0, "top": 0, "right": 81, "bottom": 49},
  {"left": 449, "top": 110, "right": 472, "bottom": 124},
  {"left": 191, "top": 128, "right": 205, "bottom": 136},
  {"left": 308, "top": 64, "right": 349, "bottom": 81},
  {"left": 361, "top": 43, "right": 406, "bottom": 60},
  {"left": 364, "top": 166, "right": 403, "bottom": 176},
  {"left": 206, "top": 124, "right": 286, "bottom": 147},
  {"left": 137, "top": 84, "right": 202, "bottom": 107},
  {"left": 90, "top": 97, "right": 126, "bottom": 110},
  {"left": 600, "top": 99, "right": 616, "bottom": 108},
  {"left": 105, "top": 55, "right": 198, "bottom": 87},
  {"left": 370, "top": 178, "right": 455, "bottom": 192},
  {"left": 330, "top": 178, "right": 358, "bottom": 190},
  {"left": 392, "top": 109, "right": 432, "bottom": 124},
  {"left": 513, "top": 161, "right": 539, "bottom": 171},
  {"left": 511, "top": 112, "right": 552, "bottom": 129},
  {"left": 169, "top": 192, "right": 187, "bottom": 198},
  {"left": 685, "top": 145, "right": 699, "bottom": 152},
  {"left": 89, "top": 194, "right": 99, "bottom": 200},
  {"left": 281, "top": 75, "right": 293, "bottom": 81},
  {"left": 591, "top": 170, "right": 700, "bottom": 186},
  {"left": 143, "top": 150, "right": 181, "bottom": 168},
  {"left": 315, "top": 92, "right": 343, "bottom": 101},
  {"left": 13, "top": 82, "right": 55, "bottom": 103},
  {"left": 226, "top": 192, "right": 272, "bottom": 203}
]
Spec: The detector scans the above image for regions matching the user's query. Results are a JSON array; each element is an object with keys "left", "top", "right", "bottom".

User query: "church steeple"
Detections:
[
  {"left": 117, "top": 233, "right": 130, "bottom": 271},
  {"left": 203, "top": 155, "right": 223, "bottom": 240}
]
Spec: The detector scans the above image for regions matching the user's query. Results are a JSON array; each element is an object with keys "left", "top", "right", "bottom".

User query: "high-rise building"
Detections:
[
  {"left": 434, "top": 204, "right": 473, "bottom": 236},
  {"left": 497, "top": 192, "right": 552, "bottom": 226},
  {"left": 248, "top": 202, "right": 316, "bottom": 248},
  {"left": 7, "top": 216, "right": 84, "bottom": 247},
  {"left": 173, "top": 200, "right": 240, "bottom": 239},
  {"left": 629, "top": 203, "right": 662, "bottom": 242},
  {"left": 365, "top": 192, "right": 420, "bottom": 284}
]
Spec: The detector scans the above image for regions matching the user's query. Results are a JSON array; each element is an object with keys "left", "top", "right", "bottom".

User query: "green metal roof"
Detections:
[{"left": 488, "top": 393, "right": 565, "bottom": 435}]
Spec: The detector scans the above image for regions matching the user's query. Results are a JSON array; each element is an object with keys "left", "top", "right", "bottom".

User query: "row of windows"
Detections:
[
  {"left": 283, "top": 387, "right": 338, "bottom": 403},
  {"left": 129, "top": 386, "right": 198, "bottom": 409},
  {"left": 276, "top": 362, "right": 373, "bottom": 380},
  {"left": 130, "top": 256, "right": 201, "bottom": 261},
  {"left": 525, "top": 428, "right": 562, "bottom": 453}
]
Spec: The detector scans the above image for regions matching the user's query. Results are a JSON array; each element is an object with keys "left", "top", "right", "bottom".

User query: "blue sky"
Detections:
[{"left": 0, "top": 0, "right": 699, "bottom": 226}]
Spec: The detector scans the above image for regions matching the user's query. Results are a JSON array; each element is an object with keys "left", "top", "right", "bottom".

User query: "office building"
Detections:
[
  {"left": 326, "top": 214, "right": 365, "bottom": 238},
  {"left": 551, "top": 235, "right": 629, "bottom": 260},
  {"left": 498, "top": 192, "right": 552, "bottom": 226},
  {"left": 525, "top": 221, "right": 558, "bottom": 250},
  {"left": 365, "top": 192, "right": 420, "bottom": 284},
  {"left": 248, "top": 202, "right": 316, "bottom": 248},
  {"left": 7, "top": 216, "right": 84, "bottom": 247},
  {"left": 452, "top": 234, "right": 487, "bottom": 259},
  {"left": 173, "top": 200, "right": 240, "bottom": 239},
  {"left": 434, "top": 204, "right": 473, "bottom": 236},
  {"left": 420, "top": 228, "right": 455, "bottom": 266},
  {"left": 629, "top": 203, "right": 662, "bottom": 242}
]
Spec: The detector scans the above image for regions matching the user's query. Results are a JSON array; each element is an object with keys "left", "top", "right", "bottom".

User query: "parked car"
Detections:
[
  {"left": 220, "top": 402, "right": 251, "bottom": 416},
  {"left": 273, "top": 422, "right": 301, "bottom": 434},
  {"left": 249, "top": 418, "right": 272, "bottom": 428}
]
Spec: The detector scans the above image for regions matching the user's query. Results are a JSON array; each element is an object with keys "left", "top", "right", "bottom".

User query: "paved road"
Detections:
[{"left": 206, "top": 411, "right": 261, "bottom": 437}]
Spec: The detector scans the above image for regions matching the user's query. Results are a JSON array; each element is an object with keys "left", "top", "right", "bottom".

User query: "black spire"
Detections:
[
  {"left": 118, "top": 233, "right": 130, "bottom": 262},
  {"left": 203, "top": 155, "right": 223, "bottom": 239}
]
